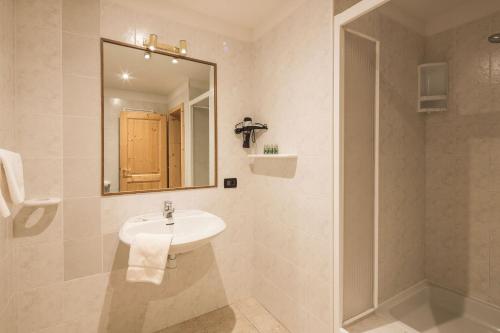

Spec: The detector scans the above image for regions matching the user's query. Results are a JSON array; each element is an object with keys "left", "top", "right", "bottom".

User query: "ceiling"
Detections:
[
  {"left": 383, "top": 0, "right": 500, "bottom": 35},
  {"left": 389, "top": 0, "right": 469, "bottom": 22},
  {"left": 111, "top": 0, "right": 306, "bottom": 41},
  {"left": 163, "top": 0, "right": 301, "bottom": 30},
  {"left": 103, "top": 42, "right": 211, "bottom": 96}
]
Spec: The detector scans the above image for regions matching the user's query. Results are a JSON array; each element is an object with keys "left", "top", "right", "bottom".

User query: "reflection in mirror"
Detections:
[{"left": 101, "top": 40, "right": 217, "bottom": 195}]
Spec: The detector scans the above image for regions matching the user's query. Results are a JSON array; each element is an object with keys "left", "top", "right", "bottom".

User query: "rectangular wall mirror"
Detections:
[{"left": 101, "top": 39, "right": 217, "bottom": 195}]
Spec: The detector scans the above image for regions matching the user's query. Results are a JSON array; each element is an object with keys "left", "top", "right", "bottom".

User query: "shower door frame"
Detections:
[
  {"left": 333, "top": 0, "right": 391, "bottom": 332},
  {"left": 342, "top": 28, "right": 380, "bottom": 326}
]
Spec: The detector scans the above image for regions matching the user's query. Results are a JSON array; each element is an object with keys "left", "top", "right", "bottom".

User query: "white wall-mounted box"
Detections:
[{"left": 418, "top": 63, "right": 448, "bottom": 113}]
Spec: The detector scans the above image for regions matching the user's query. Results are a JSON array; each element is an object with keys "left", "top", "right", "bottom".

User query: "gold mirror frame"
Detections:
[{"left": 100, "top": 38, "right": 218, "bottom": 196}]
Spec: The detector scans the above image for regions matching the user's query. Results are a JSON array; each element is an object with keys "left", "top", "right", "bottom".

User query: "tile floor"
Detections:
[
  {"left": 345, "top": 314, "right": 411, "bottom": 333},
  {"left": 156, "top": 298, "right": 290, "bottom": 333}
]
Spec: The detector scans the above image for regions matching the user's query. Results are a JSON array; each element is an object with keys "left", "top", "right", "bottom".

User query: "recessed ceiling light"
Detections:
[{"left": 121, "top": 72, "right": 131, "bottom": 80}]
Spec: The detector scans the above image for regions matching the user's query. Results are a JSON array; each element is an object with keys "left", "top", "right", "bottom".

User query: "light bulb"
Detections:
[
  {"left": 121, "top": 72, "right": 130, "bottom": 80},
  {"left": 144, "top": 51, "right": 151, "bottom": 60},
  {"left": 179, "top": 40, "right": 187, "bottom": 55},
  {"left": 171, "top": 58, "right": 179, "bottom": 64}
]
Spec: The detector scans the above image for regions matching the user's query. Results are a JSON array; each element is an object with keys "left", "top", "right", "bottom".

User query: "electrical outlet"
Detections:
[{"left": 224, "top": 178, "right": 237, "bottom": 188}]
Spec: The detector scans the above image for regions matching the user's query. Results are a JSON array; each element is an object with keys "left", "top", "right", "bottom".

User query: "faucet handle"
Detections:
[{"left": 164, "top": 200, "right": 173, "bottom": 211}]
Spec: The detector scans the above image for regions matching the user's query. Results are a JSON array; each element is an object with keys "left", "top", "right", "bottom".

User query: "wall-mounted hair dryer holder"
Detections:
[{"left": 234, "top": 117, "right": 268, "bottom": 148}]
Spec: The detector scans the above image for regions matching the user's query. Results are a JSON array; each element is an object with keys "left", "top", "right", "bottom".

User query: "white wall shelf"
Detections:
[
  {"left": 418, "top": 63, "right": 448, "bottom": 113},
  {"left": 247, "top": 154, "right": 298, "bottom": 178},
  {"left": 419, "top": 95, "right": 447, "bottom": 101}
]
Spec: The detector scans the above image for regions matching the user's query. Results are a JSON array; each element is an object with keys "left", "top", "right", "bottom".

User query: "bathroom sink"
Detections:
[{"left": 118, "top": 210, "right": 226, "bottom": 254}]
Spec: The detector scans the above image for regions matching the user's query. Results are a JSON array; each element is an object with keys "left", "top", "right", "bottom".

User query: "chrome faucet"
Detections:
[{"left": 163, "top": 200, "right": 175, "bottom": 225}]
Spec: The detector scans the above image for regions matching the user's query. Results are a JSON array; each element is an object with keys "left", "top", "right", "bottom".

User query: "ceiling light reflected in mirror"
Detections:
[{"left": 120, "top": 71, "right": 131, "bottom": 81}]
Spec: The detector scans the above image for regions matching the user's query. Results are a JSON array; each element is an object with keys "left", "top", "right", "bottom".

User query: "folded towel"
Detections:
[
  {"left": 126, "top": 233, "right": 173, "bottom": 285},
  {"left": 0, "top": 149, "right": 25, "bottom": 204}
]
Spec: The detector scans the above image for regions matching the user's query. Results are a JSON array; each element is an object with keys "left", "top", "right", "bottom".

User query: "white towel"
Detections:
[
  {"left": 126, "top": 233, "right": 173, "bottom": 285},
  {"left": 0, "top": 149, "right": 25, "bottom": 204}
]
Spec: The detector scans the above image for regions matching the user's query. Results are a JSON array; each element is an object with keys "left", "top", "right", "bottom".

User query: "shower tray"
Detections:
[{"left": 344, "top": 282, "right": 500, "bottom": 333}]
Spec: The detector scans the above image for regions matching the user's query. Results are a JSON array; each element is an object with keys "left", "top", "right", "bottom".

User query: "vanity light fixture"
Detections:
[
  {"left": 179, "top": 40, "right": 187, "bottom": 55},
  {"left": 143, "top": 34, "right": 188, "bottom": 56}
]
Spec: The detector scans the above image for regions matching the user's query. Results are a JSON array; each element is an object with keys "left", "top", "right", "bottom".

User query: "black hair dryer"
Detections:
[{"left": 234, "top": 117, "right": 268, "bottom": 148}]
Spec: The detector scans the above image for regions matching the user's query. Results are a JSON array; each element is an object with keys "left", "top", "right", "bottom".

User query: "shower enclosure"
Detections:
[{"left": 334, "top": 0, "right": 500, "bottom": 332}]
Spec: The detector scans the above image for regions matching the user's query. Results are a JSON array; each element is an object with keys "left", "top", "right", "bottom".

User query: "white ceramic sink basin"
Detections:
[{"left": 118, "top": 210, "right": 226, "bottom": 254}]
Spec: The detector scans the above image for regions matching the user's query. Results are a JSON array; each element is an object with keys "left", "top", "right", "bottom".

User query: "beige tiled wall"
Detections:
[
  {"left": 347, "top": 11, "right": 427, "bottom": 303},
  {"left": 252, "top": 0, "right": 333, "bottom": 331},
  {"left": 425, "top": 12, "right": 500, "bottom": 307},
  {"left": 13, "top": 0, "right": 64, "bottom": 332},
  {"left": 9, "top": 0, "right": 336, "bottom": 332},
  {"left": 0, "top": 0, "right": 16, "bottom": 330},
  {"left": 11, "top": 0, "right": 255, "bottom": 331}
]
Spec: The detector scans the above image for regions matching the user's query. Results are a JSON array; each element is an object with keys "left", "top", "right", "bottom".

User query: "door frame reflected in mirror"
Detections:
[{"left": 100, "top": 38, "right": 218, "bottom": 196}]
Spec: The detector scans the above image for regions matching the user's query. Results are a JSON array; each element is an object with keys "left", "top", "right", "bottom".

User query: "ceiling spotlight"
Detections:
[
  {"left": 121, "top": 72, "right": 131, "bottom": 81},
  {"left": 171, "top": 58, "right": 179, "bottom": 64},
  {"left": 144, "top": 51, "right": 151, "bottom": 60}
]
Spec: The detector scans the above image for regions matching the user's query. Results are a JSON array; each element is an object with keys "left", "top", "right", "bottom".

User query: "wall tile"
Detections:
[
  {"left": 252, "top": 0, "right": 333, "bottom": 329},
  {"left": 16, "top": 114, "right": 62, "bottom": 159},
  {"left": 64, "top": 237, "right": 102, "bottom": 280},
  {"left": 14, "top": 241, "right": 64, "bottom": 291},
  {"left": 425, "top": 12, "right": 500, "bottom": 307},
  {"left": 63, "top": 74, "right": 100, "bottom": 117},
  {"left": 62, "top": 33, "right": 100, "bottom": 77},
  {"left": 0, "top": 252, "right": 13, "bottom": 311},
  {"left": 62, "top": 0, "right": 100, "bottom": 36},
  {"left": 0, "top": 296, "right": 17, "bottom": 333},
  {"left": 63, "top": 116, "right": 100, "bottom": 158},
  {"left": 63, "top": 273, "right": 108, "bottom": 321},
  {"left": 63, "top": 197, "right": 101, "bottom": 240},
  {"left": 63, "top": 158, "right": 100, "bottom": 198},
  {"left": 16, "top": 284, "right": 64, "bottom": 333},
  {"left": 15, "top": 0, "right": 61, "bottom": 32},
  {"left": 100, "top": 0, "right": 136, "bottom": 43},
  {"left": 23, "top": 158, "right": 62, "bottom": 198},
  {"left": 16, "top": 68, "right": 62, "bottom": 115},
  {"left": 15, "top": 26, "right": 62, "bottom": 73}
]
